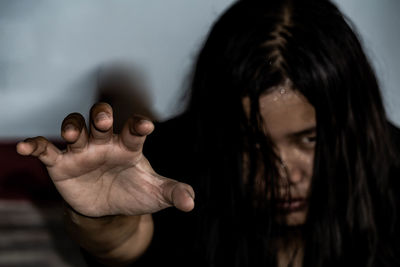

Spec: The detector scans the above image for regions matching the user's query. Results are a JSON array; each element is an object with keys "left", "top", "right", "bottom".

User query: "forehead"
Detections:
[{"left": 258, "top": 88, "right": 316, "bottom": 138}]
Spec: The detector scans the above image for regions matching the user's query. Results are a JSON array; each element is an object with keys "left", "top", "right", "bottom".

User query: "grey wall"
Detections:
[
  {"left": 333, "top": 0, "right": 400, "bottom": 126},
  {"left": 0, "top": 0, "right": 235, "bottom": 138},
  {"left": 0, "top": 0, "right": 399, "bottom": 138}
]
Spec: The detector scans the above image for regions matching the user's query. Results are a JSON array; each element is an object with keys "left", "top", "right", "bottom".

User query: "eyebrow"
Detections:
[{"left": 288, "top": 126, "right": 317, "bottom": 138}]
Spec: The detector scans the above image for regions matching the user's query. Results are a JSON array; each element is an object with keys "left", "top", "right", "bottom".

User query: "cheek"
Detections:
[
  {"left": 292, "top": 147, "right": 314, "bottom": 176},
  {"left": 300, "top": 152, "right": 314, "bottom": 177},
  {"left": 280, "top": 147, "right": 314, "bottom": 188}
]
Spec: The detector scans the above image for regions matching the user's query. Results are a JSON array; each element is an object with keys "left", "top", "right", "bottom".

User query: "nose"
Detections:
[
  {"left": 279, "top": 150, "right": 304, "bottom": 185},
  {"left": 280, "top": 160, "right": 303, "bottom": 184}
]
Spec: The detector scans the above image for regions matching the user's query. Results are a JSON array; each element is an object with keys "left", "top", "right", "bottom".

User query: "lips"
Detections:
[{"left": 275, "top": 198, "right": 307, "bottom": 212}]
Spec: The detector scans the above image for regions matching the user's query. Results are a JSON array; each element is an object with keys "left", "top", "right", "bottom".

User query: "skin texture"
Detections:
[
  {"left": 16, "top": 102, "right": 195, "bottom": 265},
  {"left": 243, "top": 84, "right": 316, "bottom": 228},
  {"left": 259, "top": 87, "right": 316, "bottom": 226},
  {"left": 246, "top": 85, "right": 316, "bottom": 267},
  {"left": 17, "top": 93, "right": 314, "bottom": 266},
  {"left": 16, "top": 102, "right": 195, "bottom": 217}
]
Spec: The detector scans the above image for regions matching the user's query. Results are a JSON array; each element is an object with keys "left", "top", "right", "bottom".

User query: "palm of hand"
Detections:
[
  {"left": 17, "top": 103, "right": 194, "bottom": 217},
  {"left": 50, "top": 137, "right": 170, "bottom": 217}
]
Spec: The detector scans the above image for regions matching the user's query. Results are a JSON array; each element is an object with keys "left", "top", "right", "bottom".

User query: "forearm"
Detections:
[{"left": 63, "top": 204, "right": 154, "bottom": 266}]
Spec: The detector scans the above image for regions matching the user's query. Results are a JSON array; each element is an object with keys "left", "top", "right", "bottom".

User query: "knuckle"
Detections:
[{"left": 36, "top": 136, "right": 48, "bottom": 144}]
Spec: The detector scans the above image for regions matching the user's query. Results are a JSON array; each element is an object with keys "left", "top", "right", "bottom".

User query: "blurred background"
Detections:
[
  {"left": 0, "top": 0, "right": 399, "bottom": 266},
  {"left": 0, "top": 0, "right": 399, "bottom": 139}
]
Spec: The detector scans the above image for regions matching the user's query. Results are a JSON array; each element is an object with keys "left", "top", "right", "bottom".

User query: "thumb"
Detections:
[{"left": 161, "top": 180, "right": 195, "bottom": 212}]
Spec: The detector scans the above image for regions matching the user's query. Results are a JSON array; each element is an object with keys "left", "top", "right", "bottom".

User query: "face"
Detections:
[{"left": 243, "top": 85, "right": 316, "bottom": 226}]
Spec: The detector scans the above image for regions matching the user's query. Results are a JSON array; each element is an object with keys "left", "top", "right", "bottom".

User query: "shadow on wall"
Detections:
[
  {"left": 0, "top": 63, "right": 157, "bottom": 266},
  {"left": 96, "top": 63, "right": 159, "bottom": 133}
]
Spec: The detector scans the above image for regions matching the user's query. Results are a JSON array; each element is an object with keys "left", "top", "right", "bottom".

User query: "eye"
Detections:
[
  {"left": 298, "top": 135, "right": 317, "bottom": 149},
  {"left": 302, "top": 136, "right": 316, "bottom": 144}
]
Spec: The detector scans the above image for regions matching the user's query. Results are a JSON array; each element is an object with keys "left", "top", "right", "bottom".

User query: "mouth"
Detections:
[{"left": 275, "top": 198, "right": 307, "bottom": 213}]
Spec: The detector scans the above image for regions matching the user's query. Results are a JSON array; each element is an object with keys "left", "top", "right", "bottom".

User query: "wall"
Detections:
[{"left": 0, "top": 0, "right": 398, "bottom": 138}]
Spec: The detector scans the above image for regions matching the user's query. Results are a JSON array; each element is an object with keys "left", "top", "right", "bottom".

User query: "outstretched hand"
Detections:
[{"left": 17, "top": 103, "right": 195, "bottom": 217}]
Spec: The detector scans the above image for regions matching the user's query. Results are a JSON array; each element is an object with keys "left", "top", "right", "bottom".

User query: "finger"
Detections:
[
  {"left": 61, "top": 113, "right": 89, "bottom": 152},
  {"left": 89, "top": 102, "right": 114, "bottom": 144},
  {"left": 120, "top": 116, "right": 154, "bottom": 152},
  {"left": 161, "top": 180, "right": 195, "bottom": 212},
  {"left": 16, "top": 136, "right": 61, "bottom": 167}
]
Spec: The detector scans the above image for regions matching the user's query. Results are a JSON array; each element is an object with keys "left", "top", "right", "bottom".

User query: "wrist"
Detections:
[
  {"left": 62, "top": 201, "right": 121, "bottom": 226},
  {"left": 62, "top": 201, "right": 154, "bottom": 264}
]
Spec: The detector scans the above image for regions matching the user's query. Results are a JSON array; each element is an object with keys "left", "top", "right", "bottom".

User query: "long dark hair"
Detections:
[{"left": 184, "top": 0, "right": 400, "bottom": 266}]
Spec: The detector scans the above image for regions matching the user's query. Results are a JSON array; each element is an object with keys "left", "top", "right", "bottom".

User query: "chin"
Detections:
[
  {"left": 284, "top": 211, "right": 307, "bottom": 226},
  {"left": 276, "top": 209, "right": 307, "bottom": 226}
]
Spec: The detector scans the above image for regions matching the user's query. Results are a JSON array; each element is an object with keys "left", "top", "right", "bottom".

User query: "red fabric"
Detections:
[{"left": 0, "top": 141, "right": 65, "bottom": 201}]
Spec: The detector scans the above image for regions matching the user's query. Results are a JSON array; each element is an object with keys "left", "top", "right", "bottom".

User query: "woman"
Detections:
[{"left": 17, "top": 0, "right": 400, "bottom": 266}]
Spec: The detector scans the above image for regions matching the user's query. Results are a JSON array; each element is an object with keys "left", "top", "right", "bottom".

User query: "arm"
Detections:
[
  {"left": 64, "top": 207, "right": 153, "bottom": 266},
  {"left": 17, "top": 102, "right": 195, "bottom": 265}
]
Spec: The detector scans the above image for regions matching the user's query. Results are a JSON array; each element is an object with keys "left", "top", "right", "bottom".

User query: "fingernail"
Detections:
[
  {"left": 139, "top": 119, "right": 151, "bottom": 124},
  {"left": 186, "top": 190, "right": 195, "bottom": 200},
  {"left": 96, "top": 112, "right": 110, "bottom": 122},
  {"left": 64, "top": 124, "right": 77, "bottom": 131}
]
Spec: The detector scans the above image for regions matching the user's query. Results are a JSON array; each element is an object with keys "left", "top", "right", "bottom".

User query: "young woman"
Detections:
[{"left": 17, "top": 0, "right": 400, "bottom": 266}]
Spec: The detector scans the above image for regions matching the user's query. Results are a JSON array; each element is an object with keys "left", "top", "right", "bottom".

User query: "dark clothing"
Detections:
[
  {"left": 83, "top": 115, "right": 204, "bottom": 266},
  {"left": 135, "top": 115, "right": 203, "bottom": 266},
  {"left": 83, "top": 117, "right": 400, "bottom": 267}
]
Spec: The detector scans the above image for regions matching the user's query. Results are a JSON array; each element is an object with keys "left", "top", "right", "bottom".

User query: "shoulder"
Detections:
[
  {"left": 389, "top": 122, "right": 400, "bottom": 148},
  {"left": 388, "top": 122, "right": 400, "bottom": 169}
]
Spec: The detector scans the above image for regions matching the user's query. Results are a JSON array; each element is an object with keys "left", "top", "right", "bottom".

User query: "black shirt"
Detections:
[{"left": 83, "top": 117, "right": 400, "bottom": 266}]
